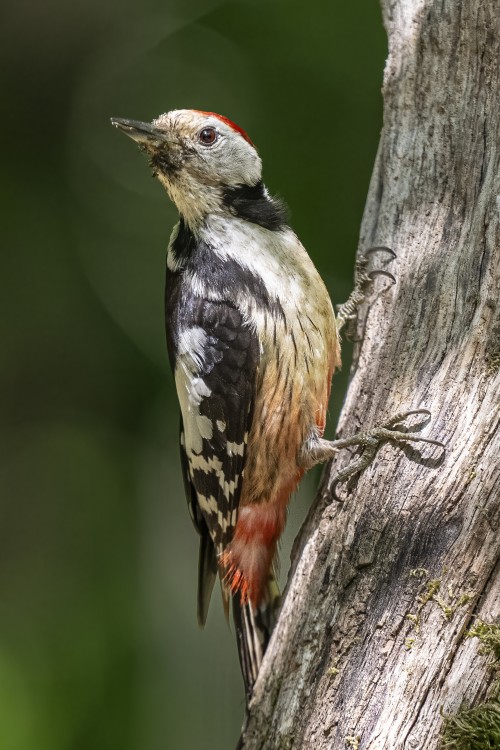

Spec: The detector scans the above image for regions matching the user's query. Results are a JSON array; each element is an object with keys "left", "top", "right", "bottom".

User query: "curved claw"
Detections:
[
  {"left": 417, "top": 437, "right": 446, "bottom": 449},
  {"left": 382, "top": 409, "right": 446, "bottom": 449},
  {"left": 395, "top": 408, "right": 432, "bottom": 419},
  {"left": 384, "top": 407, "right": 432, "bottom": 429},
  {"left": 383, "top": 431, "right": 445, "bottom": 449},
  {"left": 367, "top": 269, "right": 396, "bottom": 284},
  {"left": 385, "top": 408, "right": 431, "bottom": 427},
  {"left": 365, "top": 246, "right": 397, "bottom": 259}
]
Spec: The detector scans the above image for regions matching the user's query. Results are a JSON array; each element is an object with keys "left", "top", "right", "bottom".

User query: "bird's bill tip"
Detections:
[{"left": 110, "top": 117, "right": 162, "bottom": 144}]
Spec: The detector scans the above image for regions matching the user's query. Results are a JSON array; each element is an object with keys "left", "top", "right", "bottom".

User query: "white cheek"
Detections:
[{"left": 219, "top": 141, "right": 262, "bottom": 186}]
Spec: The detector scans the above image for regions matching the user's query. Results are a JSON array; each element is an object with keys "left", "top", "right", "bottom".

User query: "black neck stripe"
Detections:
[{"left": 222, "top": 181, "right": 288, "bottom": 231}]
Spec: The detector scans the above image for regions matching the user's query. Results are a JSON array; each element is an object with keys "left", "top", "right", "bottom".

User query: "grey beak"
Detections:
[{"left": 110, "top": 117, "right": 171, "bottom": 145}]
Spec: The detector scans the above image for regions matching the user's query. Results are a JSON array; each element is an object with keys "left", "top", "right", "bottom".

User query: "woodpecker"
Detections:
[{"left": 111, "top": 109, "right": 443, "bottom": 696}]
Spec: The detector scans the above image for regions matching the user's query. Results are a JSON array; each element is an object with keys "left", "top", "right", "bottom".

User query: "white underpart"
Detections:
[{"left": 199, "top": 217, "right": 321, "bottom": 313}]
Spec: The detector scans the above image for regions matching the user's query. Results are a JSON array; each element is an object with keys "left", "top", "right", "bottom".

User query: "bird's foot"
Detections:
[
  {"left": 336, "top": 246, "right": 396, "bottom": 336},
  {"left": 302, "top": 409, "right": 445, "bottom": 483}
]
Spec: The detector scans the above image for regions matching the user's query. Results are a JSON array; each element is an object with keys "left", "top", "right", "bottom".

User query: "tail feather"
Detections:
[
  {"left": 197, "top": 531, "right": 281, "bottom": 697},
  {"left": 232, "top": 574, "right": 280, "bottom": 699},
  {"left": 219, "top": 576, "right": 230, "bottom": 623},
  {"left": 197, "top": 532, "right": 218, "bottom": 627}
]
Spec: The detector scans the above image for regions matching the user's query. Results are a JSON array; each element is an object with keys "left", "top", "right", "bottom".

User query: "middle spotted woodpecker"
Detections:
[{"left": 111, "top": 109, "right": 443, "bottom": 696}]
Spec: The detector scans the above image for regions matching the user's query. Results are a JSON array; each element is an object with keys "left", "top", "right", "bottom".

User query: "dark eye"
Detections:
[{"left": 198, "top": 127, "right": 218, "bottom": 146}]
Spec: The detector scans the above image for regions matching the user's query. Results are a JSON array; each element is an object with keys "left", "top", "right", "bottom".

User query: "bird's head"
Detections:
[{"left": 111, "top": 109, "right": 263, "bottom": 228}]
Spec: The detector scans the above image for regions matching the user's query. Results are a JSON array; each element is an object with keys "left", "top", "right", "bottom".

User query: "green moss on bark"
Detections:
[
  {"left": 441, "top": 701, "right": 500, "bottom": 749},
  {"left": 441, "top": 621, "right": 500, "bottom": 749}
]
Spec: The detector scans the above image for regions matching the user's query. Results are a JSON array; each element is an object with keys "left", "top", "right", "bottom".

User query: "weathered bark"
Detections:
[{"left": 239, "top": 1, "right": 500, "bottom": 748}]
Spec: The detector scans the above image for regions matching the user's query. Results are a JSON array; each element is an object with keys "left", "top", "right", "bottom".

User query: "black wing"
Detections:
[{"left": 169, "top": 293, "right": 260, "bottom": 623}]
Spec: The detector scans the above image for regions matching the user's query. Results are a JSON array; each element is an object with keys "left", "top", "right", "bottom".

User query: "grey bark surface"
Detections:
[{"left": 239, "top": 1, "right": 500, "bottom": 748}]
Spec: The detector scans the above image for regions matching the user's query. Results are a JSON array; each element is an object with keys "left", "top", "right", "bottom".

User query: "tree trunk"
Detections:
[{"left": 239, "top": 1, "right": 500, "bottom": 748}]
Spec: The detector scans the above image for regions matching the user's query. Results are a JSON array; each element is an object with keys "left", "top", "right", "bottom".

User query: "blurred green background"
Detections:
[{"left": 0, "top": 1, "right": 385, "bottom": 748}]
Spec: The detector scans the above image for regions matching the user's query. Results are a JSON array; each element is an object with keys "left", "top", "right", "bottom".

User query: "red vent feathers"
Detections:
[{"left": 193, "top": 111, "right": 255, "bottom": 146}]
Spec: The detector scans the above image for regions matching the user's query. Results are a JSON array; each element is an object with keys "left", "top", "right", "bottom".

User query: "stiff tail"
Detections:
[
  {"left": 197, "top": 531, "right": 218, "bottom": 627},
  {"left": 232, "top": 573, "right": 280, "bottom": 699}
]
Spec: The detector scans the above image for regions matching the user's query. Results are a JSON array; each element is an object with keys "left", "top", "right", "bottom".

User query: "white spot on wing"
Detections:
[
  {"left": 197, "top": 415, "right": 213, "bottom": 441},
  {"left": 189, "top": 454, "right": 223, "bottom": 474},
  {"left": 226, "top": 441, "right": 245, "bottom": 457},
  {"left": 218, "top": 510, "right": 232, "bottom": 533},
  {"left": 178, "top": 327, "right": 209, "bottom": 373},
  {"left": 175, "top": 368, "right": 211, "bottom": 455},
  {"left": 198, "top": 494, "right": 218, "bottom": 515},
  {"left": 219, "top": 474, "right": 239, "bottom": 498}
]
